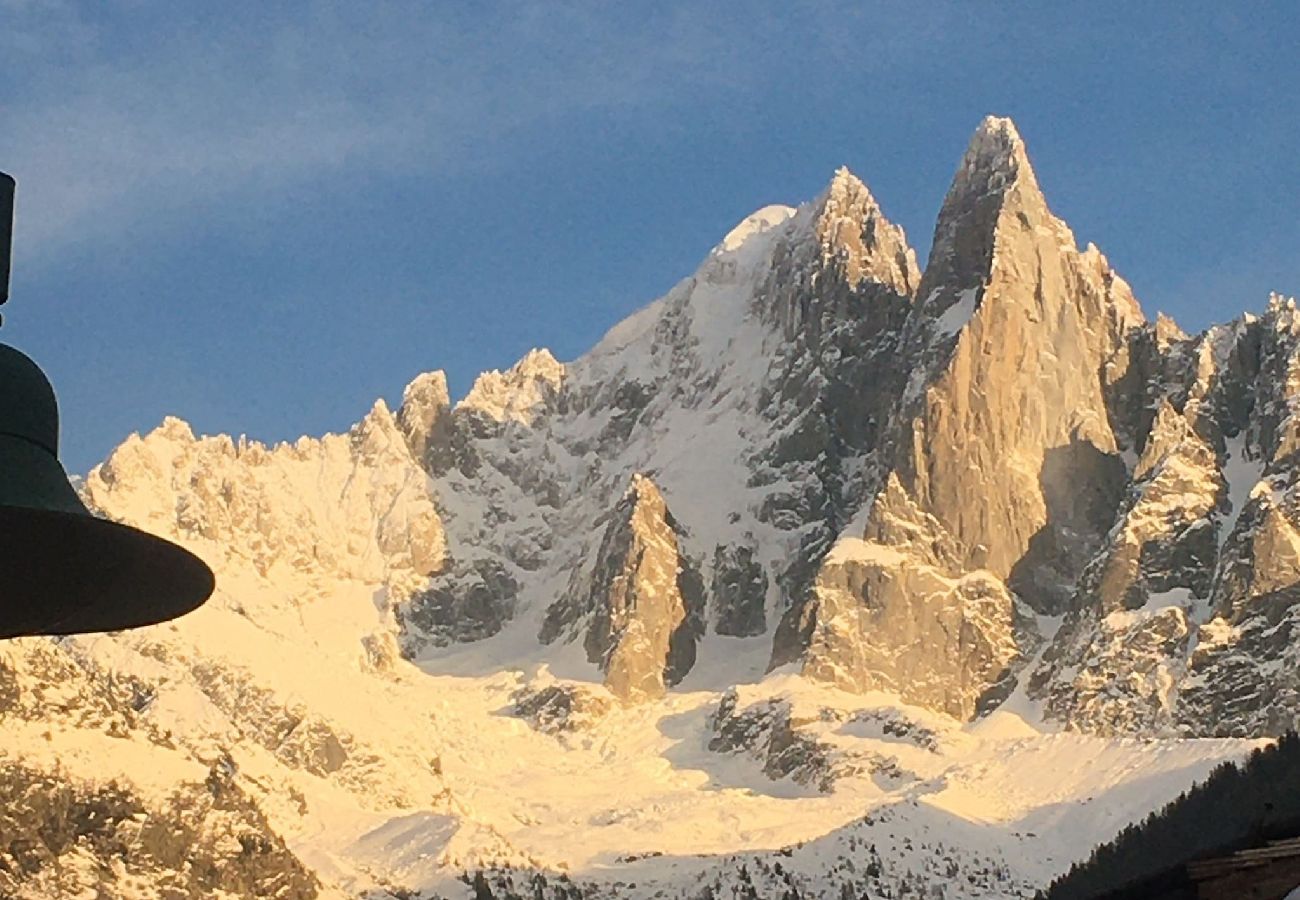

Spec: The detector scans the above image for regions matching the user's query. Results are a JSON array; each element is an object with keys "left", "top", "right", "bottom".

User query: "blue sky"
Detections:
[{"left": 1, "top": 1, "right": 1297, "bottom": 473}]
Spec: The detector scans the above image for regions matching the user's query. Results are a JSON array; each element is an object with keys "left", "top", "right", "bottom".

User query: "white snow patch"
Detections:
[
  {"left": 1220, "top": 434, "right": 1264, "bottom": 548},
  {"left": 716, "top": 205, "right": 797, "bottom": 253},
  {"left": 935, "top": 287, "right": 980, "bottom": 336},
  {"left": 823, "top": 536, "right": 906, "bottom": 567},
  {"left": 1104, "top": 588, "right": 1193, "bottom": 631}
]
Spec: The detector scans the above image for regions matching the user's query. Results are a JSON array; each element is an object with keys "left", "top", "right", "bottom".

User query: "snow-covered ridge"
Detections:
[
  {"left": 458, "top": 347, "right": 565, "bottom": 424},
  {"left": 715, "top": 204, "right": 796, "bottom": 254},
  {"left": 84, "top": 404, "right": 444, "bottom": 588}
]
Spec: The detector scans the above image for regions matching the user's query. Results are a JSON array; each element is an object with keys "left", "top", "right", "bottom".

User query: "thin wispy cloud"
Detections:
[{"left": 1, "top": 1, "right": 941, "bottom": 264}]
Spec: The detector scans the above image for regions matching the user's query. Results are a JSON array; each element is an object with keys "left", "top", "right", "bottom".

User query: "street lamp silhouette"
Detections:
[{"left": 0, "top": 172, "right": 214, "bottom": 638}]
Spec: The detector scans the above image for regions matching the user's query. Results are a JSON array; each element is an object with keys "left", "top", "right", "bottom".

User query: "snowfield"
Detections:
[{"left": 9, "top": 566, "right": 1252, "bottom": 899}]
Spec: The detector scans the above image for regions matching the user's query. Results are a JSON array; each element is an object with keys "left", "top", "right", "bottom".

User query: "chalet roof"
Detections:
[{"left": 1187, "top": 837, "right": 1300, "bottom": 882}]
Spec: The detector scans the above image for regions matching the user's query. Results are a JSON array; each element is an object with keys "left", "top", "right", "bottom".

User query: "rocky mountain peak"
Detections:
[
  {"left": 459, "top": 347, "right": 564, "bottom": 425},
  {"left": 1154, "top": 312, "right": 1191, "bottom": 347},
  {"left": 786, "top": 118, "right": 1160, "bottom": 717},
  {"left": 624, "top": 471, "right": 660, "bottom": 504},
  {"left": 401, "top": 370, "right": 450, "bottom": 416},
  {"left": 1268, "top": 291, "right": 1300, "bottom": 327},
  {"left": 960, "top": 115, "right": 1036, "bottom": 193},
  {"left": 541, "top": 473, "right": 704, "bottom": 702},
  {"left": 155, "top": 414, "right": 198, "bottom": 444},
  {"left": 809, "top": 166, "right": 919, "bottom": 297},
  {"left": 826, "top": 164, "right": 865, "bottom": 195},
  {"left": 919, "top": 116, "right": 1052, "bottom": 305},
  {"left": 353, "top": 399, "right": 403, "bottom": 453},
  {"left": 86, "top": 397, "right": 444, "bottom": 585},
  {"left": 890, "top": 117, "right": 1140, "bottom": 590},
  {"left": 397, "top": 370, "right": 452, "bottom": 471},
  {"left": 715, "top": 204, "right": 797, "bottom": 255}
]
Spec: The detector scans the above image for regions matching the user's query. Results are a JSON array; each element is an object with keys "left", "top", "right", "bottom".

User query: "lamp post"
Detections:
[{"left": 0, "top": 172, "right": 214, "bottom": 638}]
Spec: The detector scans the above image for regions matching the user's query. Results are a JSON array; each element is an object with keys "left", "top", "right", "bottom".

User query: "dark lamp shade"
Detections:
[{"left": 0, "top": 343, "right": 214, "bottom": 638}]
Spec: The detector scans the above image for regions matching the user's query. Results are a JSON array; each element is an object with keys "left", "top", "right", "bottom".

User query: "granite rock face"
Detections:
[
  {"left": 790, "top": 118, "right": 1140, "bottom": 718},
  {"left": 399, "top": 557, "right": 520, "bottom": 650},
  {"left": 711, "top": 541, "right": 769, "bottom": 637},
  {"left": 1165, "top": 303, "right": 1300, "bottom": 737},
  {"left": 708, "top": 688, "right": 918, "bottom": 793},
  {"left": 542, "top": 474, "right": 705, "bottom": 701},
  {"left": 512, "top": 682, "right": 616, "bottom": 734},
  {"left": 1029, "top": 298, "right": 1300, "bottom": 737},
  {"left": 893, "top": 118, "right": 1140, "bottom": 609},
  {"left": 396, "top": 370, "right": 454, "bottom": 474},
  {"left": 754, "top": 171, "right": 921, "bottom": 667}
]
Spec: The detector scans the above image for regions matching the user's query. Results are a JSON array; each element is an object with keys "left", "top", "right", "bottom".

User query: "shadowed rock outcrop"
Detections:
[{"left": 1028, "top": 296, "right": 1300, "bottom": 738}]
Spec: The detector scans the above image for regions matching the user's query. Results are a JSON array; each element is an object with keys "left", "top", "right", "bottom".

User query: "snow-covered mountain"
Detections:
[{"left": 2, "top": 116, "right": 1296, "bottom": 899}]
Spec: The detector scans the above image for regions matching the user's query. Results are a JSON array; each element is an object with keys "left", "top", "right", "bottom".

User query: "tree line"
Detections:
[{"left": 1044, "top": 731, "right": 1300, "bottom": 899}]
